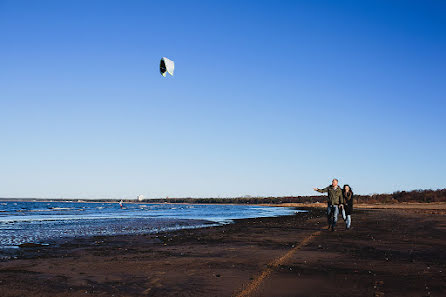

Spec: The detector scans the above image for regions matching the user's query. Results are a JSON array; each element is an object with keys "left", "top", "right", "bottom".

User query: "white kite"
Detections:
[{"left": 160, "top": 57, "right": 175, "bottom": 77}]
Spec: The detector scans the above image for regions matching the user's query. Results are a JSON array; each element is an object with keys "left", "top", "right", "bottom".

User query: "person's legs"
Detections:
[
  {"left": 326, "top": 206, "right": 332, "bottom": 228},
  {"left": 346, "top": 215, "right": 351, "bottom": 229},
  {"left": 341, "top": 207, "right": 346, "bottom": 221},
  {"left": 332, "top": 205, "right": 339, "bottom": 229}
]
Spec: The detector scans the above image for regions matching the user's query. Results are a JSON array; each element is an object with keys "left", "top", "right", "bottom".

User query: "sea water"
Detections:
[{"left": 0, "top": 201, "right": 299, "bottom": 248}]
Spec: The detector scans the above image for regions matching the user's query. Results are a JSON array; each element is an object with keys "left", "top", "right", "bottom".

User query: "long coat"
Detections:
[{"left": 343, "top": 191, "right": 353, "bottom": 215}]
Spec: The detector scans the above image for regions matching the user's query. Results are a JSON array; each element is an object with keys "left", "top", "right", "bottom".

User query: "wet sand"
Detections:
[{"left": 0, "top": 206, "right": 445, "bottom": 296}]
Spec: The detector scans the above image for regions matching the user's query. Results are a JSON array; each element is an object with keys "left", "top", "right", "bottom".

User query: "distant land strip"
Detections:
[{"left": 1, "top": 188, "right": 445, "bottom": 204}]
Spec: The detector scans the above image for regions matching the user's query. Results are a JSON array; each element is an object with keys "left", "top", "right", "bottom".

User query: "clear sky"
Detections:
[{"left": 1, "top": 0, "right": 445, "bottom": 199}]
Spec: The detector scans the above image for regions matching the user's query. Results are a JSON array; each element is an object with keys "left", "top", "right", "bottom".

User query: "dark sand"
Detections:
[{"left": 1, "top": 206, "right": 445, "bottom": 297}]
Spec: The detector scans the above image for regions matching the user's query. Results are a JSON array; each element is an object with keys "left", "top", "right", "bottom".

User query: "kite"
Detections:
[{"left": 160, "top": 57, "right": 175, "bottom": 77}]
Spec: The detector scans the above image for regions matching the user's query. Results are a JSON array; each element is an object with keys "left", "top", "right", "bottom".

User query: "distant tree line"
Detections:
[
  {"left": 354, "top": 189, "right": 446, "bottom": 204},
  {"left": 144, "top": 188, "right": 446, "bottom": 204}
]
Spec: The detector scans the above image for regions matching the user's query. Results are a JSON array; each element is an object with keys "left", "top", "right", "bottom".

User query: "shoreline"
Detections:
[
  {"left": 4, "top": 199, "right": 446, "bottom": 206},
  {"left": 0, "top": 203, "right": 300, "bottom": 252},
  {"left": 0, "top": 206, "right": 445, "bottom": 296}
]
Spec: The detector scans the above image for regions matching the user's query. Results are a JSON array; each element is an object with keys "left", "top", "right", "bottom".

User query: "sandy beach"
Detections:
[{"left": 1, "top": 205, "right": 445, "bottom": 297}]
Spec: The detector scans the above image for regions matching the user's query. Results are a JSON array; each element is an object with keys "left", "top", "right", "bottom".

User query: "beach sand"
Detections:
[{"left": 0, "top": 205, "right": 445, "bottom": 296}]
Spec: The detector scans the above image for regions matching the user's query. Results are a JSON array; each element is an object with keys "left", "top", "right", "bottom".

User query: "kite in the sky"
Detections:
[{"left": 160, "top": 57, "right": 175, "bottom": 77}]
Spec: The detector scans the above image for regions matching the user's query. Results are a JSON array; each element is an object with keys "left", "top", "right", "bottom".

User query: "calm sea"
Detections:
[{"left": 0, "top": 201, "right": 299, "bottom": 248}]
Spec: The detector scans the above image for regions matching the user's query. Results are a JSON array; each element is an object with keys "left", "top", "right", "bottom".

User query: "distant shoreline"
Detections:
[{"left": 2, "top": 198, "right": 446, "bottom": 206}]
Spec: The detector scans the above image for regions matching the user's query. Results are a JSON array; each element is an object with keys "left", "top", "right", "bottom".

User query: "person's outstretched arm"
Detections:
[{"left": 313, "top": 187, "right": 329, "bottom": 193}]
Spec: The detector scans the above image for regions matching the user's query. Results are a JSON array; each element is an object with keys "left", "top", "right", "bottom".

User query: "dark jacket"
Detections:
[
  {"left": 343, "top": 191, "right": 354, "bottom": 215},
  {"left": 317, "top": 185, "right": 344, "bottom": 205}
]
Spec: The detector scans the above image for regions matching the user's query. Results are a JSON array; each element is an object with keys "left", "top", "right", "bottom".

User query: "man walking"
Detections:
[{"left": 314, "top": 179, "right": 344, "bottom": 231}]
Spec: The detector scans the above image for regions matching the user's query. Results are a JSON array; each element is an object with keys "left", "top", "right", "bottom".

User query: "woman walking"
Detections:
[{"left": 342, "top": 185, "right": 354, "bottom": 230}]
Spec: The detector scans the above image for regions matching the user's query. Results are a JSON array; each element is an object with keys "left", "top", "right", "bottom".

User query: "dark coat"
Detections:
[{"left": 343, "top": 191, "right": 354, "bottom": 215}]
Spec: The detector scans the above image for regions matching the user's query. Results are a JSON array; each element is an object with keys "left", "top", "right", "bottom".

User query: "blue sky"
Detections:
[{"left": 1, "top": 0, "right": 445, "bottom": 198}]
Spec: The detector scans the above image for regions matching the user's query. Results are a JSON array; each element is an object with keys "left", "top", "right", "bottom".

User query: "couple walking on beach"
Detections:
[{"left": 314, "top": 178, "right": 353, "bottom": 232}]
